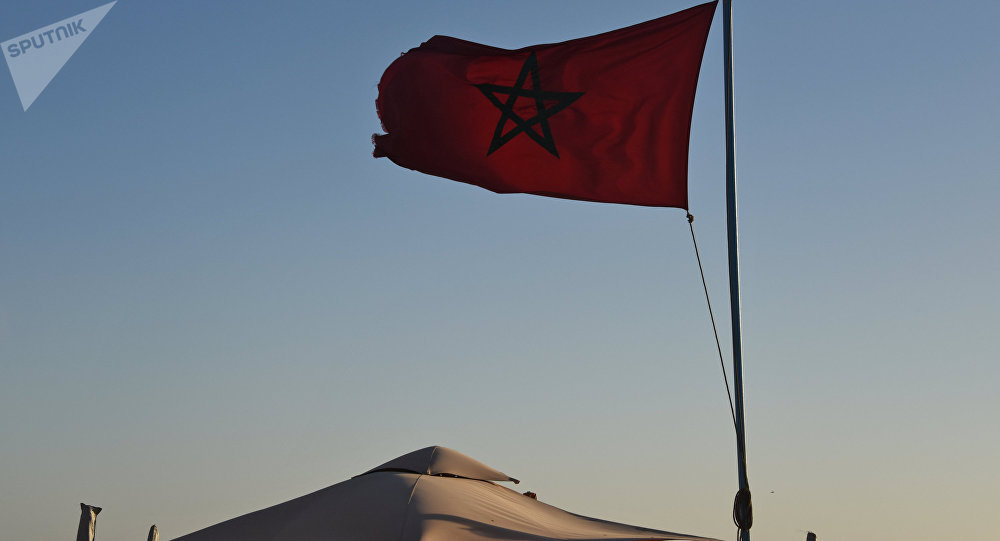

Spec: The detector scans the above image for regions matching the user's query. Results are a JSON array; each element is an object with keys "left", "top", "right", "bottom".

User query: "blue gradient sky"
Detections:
[{"left": 1, "top": 1, "right": 998, "bottom": 540}]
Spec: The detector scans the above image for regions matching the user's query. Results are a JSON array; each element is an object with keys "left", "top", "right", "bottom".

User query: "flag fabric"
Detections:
[{"left": 373, "top": 2, "right": 717, "bottom": 209}]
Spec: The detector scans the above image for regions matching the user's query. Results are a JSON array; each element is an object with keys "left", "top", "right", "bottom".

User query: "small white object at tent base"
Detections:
[{"left": 171, "top": 446, "right": 721, "bottom": 541}]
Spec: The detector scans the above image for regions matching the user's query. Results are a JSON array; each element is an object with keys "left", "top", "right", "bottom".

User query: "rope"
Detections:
[
  {"left": 687, "top": 213, "right": 754, "bottom": 536},
  {"left": 686, "top": 212, "right": 738, "bottom": 433},
  {"left": 733, "top": 486, "right": 753, "bottom": 530}
]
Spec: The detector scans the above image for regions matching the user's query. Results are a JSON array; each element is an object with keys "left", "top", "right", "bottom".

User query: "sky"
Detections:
[{"left": 1, "top": 1, "right": 998, "bottom": 540}]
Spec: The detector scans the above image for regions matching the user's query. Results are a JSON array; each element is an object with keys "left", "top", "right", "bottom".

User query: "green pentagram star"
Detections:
[{"left": 475, "top": 52, "right": 584, "bottom": 158}]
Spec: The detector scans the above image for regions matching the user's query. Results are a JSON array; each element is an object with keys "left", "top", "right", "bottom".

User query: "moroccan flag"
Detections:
[{"left": 373, "top": 1, "right": 717, "bottom": 209}]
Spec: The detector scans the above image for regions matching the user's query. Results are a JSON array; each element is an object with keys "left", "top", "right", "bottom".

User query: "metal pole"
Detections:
[{"left": 722, "top": 1, "right": 752, "bottom": 540}]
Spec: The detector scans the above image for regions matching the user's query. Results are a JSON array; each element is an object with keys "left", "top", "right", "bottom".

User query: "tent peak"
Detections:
[{"left": 361, "top": 446, "right": 519, "bottom": 484}]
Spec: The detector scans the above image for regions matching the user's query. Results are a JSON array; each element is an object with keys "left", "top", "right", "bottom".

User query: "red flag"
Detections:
[{"left": 373, "top": 2, "right": 717, "bottom": 208}]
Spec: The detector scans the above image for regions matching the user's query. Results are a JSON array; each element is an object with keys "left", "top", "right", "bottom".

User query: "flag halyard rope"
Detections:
[
  {"left": 687, "top": 212, "right": 753, "bottom": 536},
  {"left": 686, "top": 212, "right": 738, "bottom": 436}
]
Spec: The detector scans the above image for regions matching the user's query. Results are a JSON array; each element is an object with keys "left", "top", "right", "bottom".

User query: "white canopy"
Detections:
[{"left": 171, "top": 446, "right": 719, "bottom": 541}]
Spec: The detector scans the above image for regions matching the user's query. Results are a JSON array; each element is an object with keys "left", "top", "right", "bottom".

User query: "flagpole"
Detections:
[{"left": 721, "top": 1, "right": 752, "bottom": 540}]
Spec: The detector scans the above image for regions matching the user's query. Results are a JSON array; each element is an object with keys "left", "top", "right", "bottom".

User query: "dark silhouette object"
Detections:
[
  {"left": 76, "top": 503, "right": 102, "bottom": 541},
  {"left": 806, "top": 532, "right": 817, "bottom": 541},
  {"left": 147, "top": 525, "right": 159, "bottom": 541}
]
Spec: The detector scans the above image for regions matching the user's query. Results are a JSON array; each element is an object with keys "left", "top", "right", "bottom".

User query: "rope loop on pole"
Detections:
[{"left": 733, "top": 487, "right": 753, "bottom": 531}]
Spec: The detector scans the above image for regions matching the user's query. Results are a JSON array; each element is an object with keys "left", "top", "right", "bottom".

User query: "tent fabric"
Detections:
[
  {"left": 171, "top": 448, "right": 721, "bottom": 541},
  {"left": 361, "top": 445, "right": 519, "bottom": 483}
]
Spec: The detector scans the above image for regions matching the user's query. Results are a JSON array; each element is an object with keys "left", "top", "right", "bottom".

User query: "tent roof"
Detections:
[
  {"left": 171, "top": 447, "right": 721, "bottom": 541},
  {"left": 361, "top": 445, "right": 519, "bottom": 483}
]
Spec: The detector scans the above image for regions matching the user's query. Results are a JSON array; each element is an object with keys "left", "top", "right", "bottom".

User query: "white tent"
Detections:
[{"left": 172, "top": 446, "right": 720, "bottom": 541}]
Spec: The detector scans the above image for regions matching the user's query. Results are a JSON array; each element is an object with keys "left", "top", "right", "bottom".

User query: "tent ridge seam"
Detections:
[{"left": 395, "top": 474, "right": 422, "bottom": 541}]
